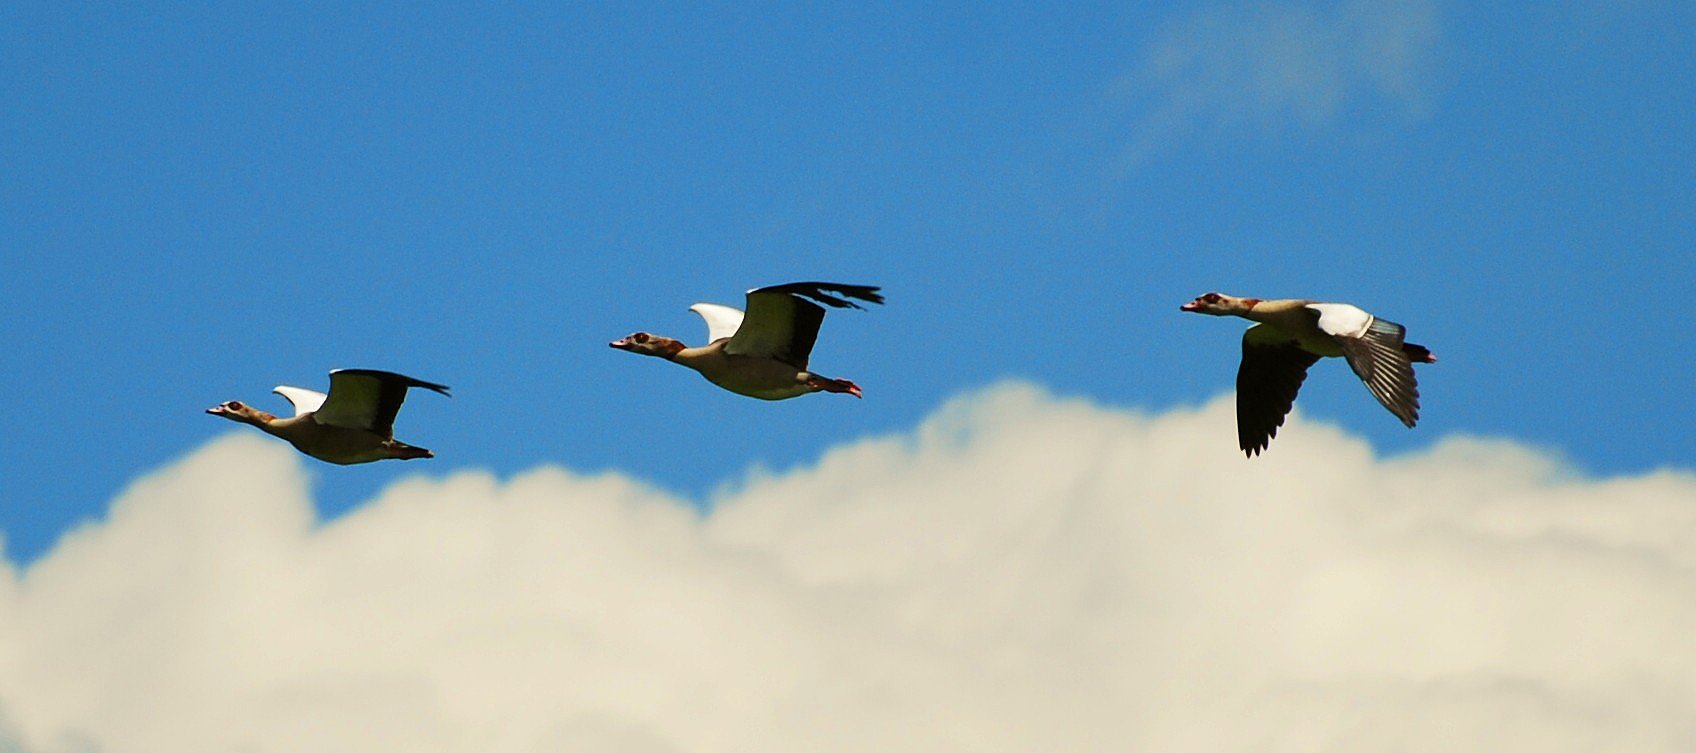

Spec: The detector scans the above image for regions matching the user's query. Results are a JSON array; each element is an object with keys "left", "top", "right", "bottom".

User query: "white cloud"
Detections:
[
  {"left": 1114, "top": 0, "right": 1441, "bottom": 165},
  {"left": 2, "top": 383, "right": 1693, "bottom": 753}
]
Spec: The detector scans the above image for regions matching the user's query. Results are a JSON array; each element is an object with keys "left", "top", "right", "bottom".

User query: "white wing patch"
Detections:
[
  {"left": 689, "top": 302, "right": 745, "bottom": 343},
  {"left": 273, "top": 385, "right": 328, "bottom": 417},
  {"left": 1308, "top": 303, "right": 1374, "bottom": 339}
]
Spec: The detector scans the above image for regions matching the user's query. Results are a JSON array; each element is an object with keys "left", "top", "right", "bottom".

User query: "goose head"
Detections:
[
  {"left": 206, "top": 400, "right": 275, "bottom": 426},
  {"left": 1180, "top": 292, "right": 1258, "bottom": 316},
  {"left": 609, "top": 332, "right": 686, "bottom": 358}
]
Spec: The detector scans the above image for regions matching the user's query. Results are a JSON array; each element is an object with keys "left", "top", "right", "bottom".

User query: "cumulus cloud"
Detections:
[
  {"left": 1114, "top": 0, "right": 1441, "bottom": 165},
  {"left": 1, "top": 383, "right": 1693, "bottom": 753}
]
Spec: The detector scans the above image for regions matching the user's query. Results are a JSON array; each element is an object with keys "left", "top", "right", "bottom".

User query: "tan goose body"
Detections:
[
  {"left": 1237, "top": 298, "right": 1347, "bottom": 358},
  {"left": 672, "top": 339, "right": 830, "bottom": 401},
  {"left": 612, "top": 282, "right": 883, "bottom": 401},
  {"left": 1182, "top": 292, "right": 1437, "bottom": 456},
  {"left": 255, "top": 414, "right": 429, "bottom": 465},
  {"left": 208, "top": 369, "right": 451, "bottom": 465}
]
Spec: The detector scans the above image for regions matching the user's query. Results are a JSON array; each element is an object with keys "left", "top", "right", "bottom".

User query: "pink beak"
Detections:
[{"left": 1180, "top": 301, "right": 1201, "bottom": 312}]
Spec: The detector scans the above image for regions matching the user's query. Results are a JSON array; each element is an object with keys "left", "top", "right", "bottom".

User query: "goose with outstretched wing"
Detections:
[
  {"left": 208, "top": 369, "right": 451, "bottom": 464},
  {"left": 611, "top": 282, "right": 883, "bottom": 400},
  {"left": 1181, "top": 293, "right": 1436, "bottom": 457}
]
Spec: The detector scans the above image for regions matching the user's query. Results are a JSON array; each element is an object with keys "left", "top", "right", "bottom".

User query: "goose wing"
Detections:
[
  {"left": 688, "top": 302, "right": 746, "bottom": 343},
  {"left": 724, "top": 282, "right": 882, "bottom": 370},
  {"left": 1237, "top": 324, "right": 1321, "bottom": 457},
  {"left": 1309, "top": 304, "right": 1422, "bottom": 428},
  {"left": 314, "top": 369, "right": 451, "bottom": 437},
  {"left": 272, "top": 385, "right": 328, "bottom": 417}
]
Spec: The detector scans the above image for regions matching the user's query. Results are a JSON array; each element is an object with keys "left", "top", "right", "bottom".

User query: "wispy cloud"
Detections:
[
  {"left": 1114, "top": 0, "right": 1441, "bottom": 166},
  {"left": 2, "top": 384, "right": 1693, "bottom": 752}
]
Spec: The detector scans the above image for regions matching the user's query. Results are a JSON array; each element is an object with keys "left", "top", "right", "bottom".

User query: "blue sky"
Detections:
[{"left": 2, "top": 0, "right": 1692, "bottom": 565}]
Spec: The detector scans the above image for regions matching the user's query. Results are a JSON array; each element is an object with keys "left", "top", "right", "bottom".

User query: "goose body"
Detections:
[
  {"left": 1181, "top": 293, "right": 1436, "bottom": 456},
  {"left": 611, "top": 282, "right": 883, "bottom": 400},
  {"left": 208, "top": 369, "right": 451, "bottom": 464}
]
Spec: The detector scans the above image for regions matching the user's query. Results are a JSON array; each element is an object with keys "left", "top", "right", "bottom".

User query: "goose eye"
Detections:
[
  {"left": 1203, "top": 293, "right": 1220, "bottom": 303},
  {"left": 227, "top": 401, "right": 244, "bottom": 410},
  {"left": 633, "top": 333, "right": 650, "bottom": 344}
]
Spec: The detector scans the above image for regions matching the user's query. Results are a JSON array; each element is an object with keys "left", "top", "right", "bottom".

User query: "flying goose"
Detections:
[
  {"left": 207, "top": 369, "right": 451, "bottom": 464},
  {"left": 1181, "top": 293, "right": 1436, "bottom": 456},
  {"left": 611, "top": 281, "right": 883, "bottom": 400}
]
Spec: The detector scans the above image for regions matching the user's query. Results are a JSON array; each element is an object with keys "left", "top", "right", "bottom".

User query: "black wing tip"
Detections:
[
  {"left": 332, "top": 368, "right": 452, "bottom": 397},
  {"left": 754, "top": 282, "right": 885, "bottom": 309},
  {"left": 1397, "top": 408, "right": 1419, "bottom": 428},
  {"left": 405, "top": 378, "right": 452, "bottom": 397},
  {"left": 1239, "top": 429, "right": 1273, "bottom": 457}
]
